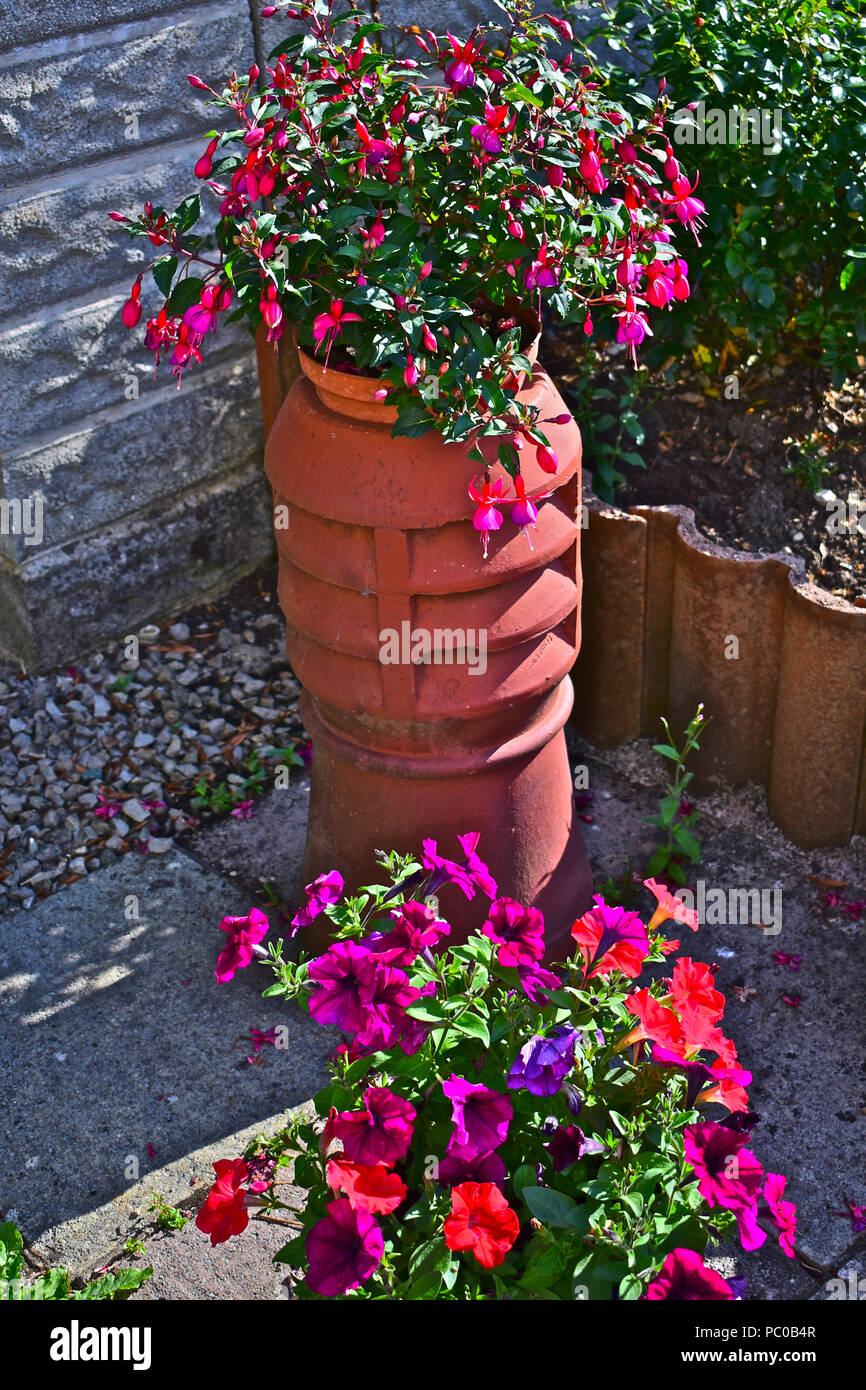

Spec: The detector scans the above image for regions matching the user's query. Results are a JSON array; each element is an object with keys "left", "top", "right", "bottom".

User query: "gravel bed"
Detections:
[{"left": 0, "top": 567, "right": 307, "bottom": 916}]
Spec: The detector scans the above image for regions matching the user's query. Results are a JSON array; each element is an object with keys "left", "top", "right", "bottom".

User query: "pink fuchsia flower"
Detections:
[
  {"left": 437, "top": 1148, "right": 507, "bottom": 1191},
  {"left": 443, "top": 1075, "right": 513, "bottom": 1159},
  {"left": 524, "top": 242, "right": 560, "bottom": 291},
  {"left": 571, "top": 896, "right": 649, "bottom": 979},
  {"left": 508, "top": 1026, "right": 579, "bottom": 1097},
  {"left": 615, "top": 246, "right": 638, "bottom": 287},
  {"left": 305, "top": 1198, "right": 384, "bottom": 1297},
  {"left": 645, "top": 1248, "right": 735, "bottom": 1301},
  {"left": 362, "top": 213, "right": 386, "bottom": 249},
  {"left": 260, "top": 281, "right": 283, "bottom": 343},
  {"left": 470, "top": 100, "right": 515, "bottom": 154},
  {"left": 761, "top": 1173, "right": 797, "bottom": 1257},
  {"left": 683, "top": 1121, "right": 766, "bottom": 1251},
  {"left": 579, "top": 144, "right": 607, "bottom": 194},
  {"left": 509, "top": 473, "right": 539, "bottom": 540},
  {"left": 121, "top": 281, "right": 142, "bottom": 328},
  {"left": 215, "top": 907, "right": 269, "bottom": 983},
  {"left": 443, "top": 33, "right": 485, "bottom": 89},
  {"left": 354, "top": 118, "right": 397, "bottom": 169},
  {"left": 644, "top": 877, "right": 699, "bottom": 933},
  {"left": 331, "top": 1085, "right": 416, "bottom": 1166},
  {"left": 312, "top": 298, "right": 362, "bottom": 368},
  {"left": 291, "top": 869, "right": 344, "bottom": 932},
  {"left": 482, "top": 896, "right": 545, "bottom": 967},
  {"left": 616, "top": 294, "right": 653, "bottom": 366},
  {"left": 664, "top": 172, "right": 706, "bottom": 242},
  {"left": 326, "top": 1156, "right": 407, "bottom": 1215},
  {"left": 195, "top": 1158, "right": 250, "bottom": 1246},
  {"left": 467, "top": 476, "right": 508, "bottom": 557}
]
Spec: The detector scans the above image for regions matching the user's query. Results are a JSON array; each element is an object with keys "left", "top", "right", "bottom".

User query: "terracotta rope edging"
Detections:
[{"left": 570, "top": 480, "right": 866, "bottom": 850}]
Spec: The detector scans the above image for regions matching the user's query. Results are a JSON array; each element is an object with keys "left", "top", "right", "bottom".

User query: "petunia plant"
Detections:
[
  {"left": 114, "top": 0, "right": 698, "bottom": 550},
  {"left": 200, "top": 834, "right": 796, "bottom": 1300}
]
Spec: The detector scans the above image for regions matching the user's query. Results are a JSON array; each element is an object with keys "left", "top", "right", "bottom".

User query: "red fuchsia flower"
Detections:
[
  {"left": 437, "top": 1148, "right": 507, "bottom": 1190},
  {"left": 331, "top": 1086, "right": 416, "bottom": 1166},
  {"left": 571, "top": 896, "right": 650, "bottom": 979},
  {"left": 443, "top": 1075, "right": 512, "bottom": 1160},
  {"left": 443, "top": 34, "right": 485, "bottom": 89},
  {"left": 467, "top": 476, "right": 508, "bottom": 557},
  {"left": 215, "top": 906, "right": 269, "bottom": 983},
  {"left": 305, "top": 1198, "right": 384, "bottom": 1297},
  {"left": 354, "top": 117, "right": 397, "bottom": 170},
  {"left": 645, "top": 1248, "right": 735, "bottom": 1301},
  {"left": 644, "top": 259, "right": 675, "bottom": 308},
  {"left": 524, "top": 242, "right": 560, "bottom": 291},
  {"left": 616, "top": 294, "right": 653, "bottom": 366},
  {"left": 579, "top": 140, "right": 607, "bottom": 194},
  {"left": 470, "top": 100, "right": 515, "bottom": 154},
  {"left": 362, "top": 212, "right": 386, "bottom": 249},
  {"left": 195, "top": 1158, "right": 250, "bottom": 1246},
  {"left": 683, "top": 1122, "right": 766, "bottom": 1251},
  {"left": 121, "top": 280, "right": 142, "bottom": 328},
  {"left": 760, "top": 1172, "right": 797, "bottom": 1257},
  {"left": 482, "top": 896, "right": 545, "bottom": 967},
  {"left": 615, "top": 245, "right": 638, "bottom": 288},
  {"left": 509, "top": 473, "right": 539, "bottom": 541},
  {"left": 443, "top": 1182, "right": 520, "bottom": 1268},
  {"left": 422, "top": 832, "right": 497, "bottom": 899},
  {"left": 326, "top": 1156, "right": 407, "bottom": 1214},
  {"left": 365, "top": 900, "right": 450, "bottom": 969},
  {"left": 259, "top": 281, "right": 283, "bottom": 343},
  {"left": 644, "top": 877, "right": 700, "bottom": 934},
  {"left": 507, "top": 1026, "right": 579, "bottom": 1097},
  {"left": 665, "top": 172, "right": 707, "bottom": 242},
  {"left": 670, "top": 958, "right": 725, "bottom": 1021},
  {"left": 291, "top": 869, "right": 344, "bottom": 932},
  {"left": 312, "top": 298, "right": 362, "bottom": 368},
  {"left": 546, "top": 162, "right": 565, "bottom": 188}
]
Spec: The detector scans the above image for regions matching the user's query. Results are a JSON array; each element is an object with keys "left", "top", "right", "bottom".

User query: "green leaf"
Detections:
[
  {"left": 501, "top": 82, "right": 544, "bottom": 109},
  {"left": 521, "top": 1186, "right": 579, "bottom": 1228}
]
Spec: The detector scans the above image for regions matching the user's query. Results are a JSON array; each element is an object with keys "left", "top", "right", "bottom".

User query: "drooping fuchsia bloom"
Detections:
[
  {"left": 510, "top": 473, "right": 539, "bottom": 540},
  {"left": 121, "top": 280, "right": 142, "bottom": 328},
  {"left": 312, "top": 299, "right": 362, "bottom": 369},
  {"left": 683, "top": 1121, "right": 766, "bottom": 1251},
  {"left": 535, "top": 443, "right": 558, "bottom": 474},
  {"left": 215, "top": 907, "right": 269, "bottom": 983},
  {"left": 443, "top": 33, "right": 485, "bottom": 89},
  {"left": 194, "top": 136, "right": 219, "bottom": 180},
  {"left": 443, "top": 1075, "right": 513, "bottom": 1160},
  {"left": 354, "top": 118, "right": 397, "bottom": 169},
  {"left": 615, "top": 245, "right": 638, "bottom": 287},
  {"left": 331, "top": 1085, "right": 416, "bottom": 1165},
  {"left": 645, "top": 1248, "right": 735, "bottom": 1301},
  {"left": 578, "top": 138, "right": 607, "bottom": 194},
  {"left": 616, "top": 294, "right": 653, "bottom": 366},
  {"left": 665, "top": 172, "right": 706, "bottom": 242},
  {"left": 760, "top": 1172, "right": 797, "bottom": 1257},
  {"left": 482, "top": 896, "right": 545, "bottom": 967},
  {"left": 259, "top": 281, "right": 283, "bottom": 343},
  {"left": 291, "top": 869, "right": 344, "bottom": 931},
  {"left": 470, "top": 100, "right": 515, "bottom": 154},
  {"left": 305, "top": 1198, "right": 384, "bottom": 1297},
  {"left": 467, "top": 476, "right": 508, "bottom": 557},
  {"left": 524, "top": 242, "right": 560, "bottom": 291}
]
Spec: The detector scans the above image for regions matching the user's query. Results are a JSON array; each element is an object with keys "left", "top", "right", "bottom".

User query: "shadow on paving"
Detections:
[{"left": 0, "top": 849, "right": 333, "bottom": 1267}]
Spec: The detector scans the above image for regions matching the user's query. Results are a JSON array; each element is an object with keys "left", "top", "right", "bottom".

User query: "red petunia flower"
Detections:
[
  {"left": 195, "top": 1158, "right": 250, "bottom": 1246},
  {"left": 326, "top": 1155, "right": 407, "bottom": 1214},
  {"left": 443, "top": 1182, "right": 520, "bottom": 1268}
]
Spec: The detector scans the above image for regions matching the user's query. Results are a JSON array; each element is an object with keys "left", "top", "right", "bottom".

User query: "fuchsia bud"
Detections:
[
  {"left": 583, "top": 313, "right": 593, "bottom": 337},
  {"left": 188, "top": 74, "right": 209, "bottom": 90},
  {"left": 121, "top": 295, "right": 142, "bottom": 329},
  {"left": 419, "top": 261, "right": 432, "bottom": 279},
  {"left": 261, "top": 6, "right": 278, "bottom": 15},
  {"left": 195, "top": 136, "right": 219, "bottom": 179},
  {"left": 248, "top": 64, "right": 259, "bottom": 83},
  {"left": 422, "top": 324, "right": 437, "bottom": 353},
  {"left": 547, "top": 163, "right": 564, "bottom": 188},
  {"left": 403, "top": 355, "right": 419, "bottom": 387},
  {"left": 244, "top": 126, "right": 266, "bottom": 147},
  {"left": 536, "top": 444, "right": 558, "bottom": 474},
  {"left": 507, "top": 219, "right": 524, "bottom": 240},
  {"left": 108, "top": 210, "right": 129, "bottom": 223}
]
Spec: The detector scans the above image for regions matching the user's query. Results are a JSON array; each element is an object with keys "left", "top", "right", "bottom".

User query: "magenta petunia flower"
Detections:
[
  {"left": 437, "top": 1148, "right": 507, "bottom": 1191},
  {"left": 443, "top": 1075, "right": 512, "bottom": 1159},
  {"left": 307, "top": 939, "right": 378, "bottom": 1033},
  {"left": 482, "top": 897, "right": 545, "bottom": 968},
  {"left": 651, "top": 1046, "right": 751, "bottom": 1109},
  {"left": 291, "top": 869, "right": 344, "bottom": 933},
  {"left": 684, "top": 1122, "right": 766, "bottom": 1251},
  {"left": 364, "top": 900, "right": 450, "bottom": 969},
  {"left": 214, "top": 907, "right": 269, "bottom": 983},
  {"left": 305, "top": 1198, "right": 384, "bottom": 1297},
  {"left": 515, "top": 961, "right": 560, "bottom": 1003},
  {"left": 645, "top": 1248, "right": 734, "bottom": 1301},
  {"left": 331, "top": 1085, "right": 416, "bottom": 1166},
  {"left": 761, "top": 1173, "right": 797, "bottom": 1258},
  {"left": 422, "top": 832, "right": 496, "bottom": 901}
]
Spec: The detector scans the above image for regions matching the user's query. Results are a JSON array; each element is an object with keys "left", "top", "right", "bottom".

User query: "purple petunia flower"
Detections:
[
  {"left": 507, "top": 1026, "right": 579, "bottom": 1097},
  {"left": 291, "top": 870, "right": 344, "bottom": 933},
  {"left": 305, "top": 1199, "right": 383, "bottom": 1297}
]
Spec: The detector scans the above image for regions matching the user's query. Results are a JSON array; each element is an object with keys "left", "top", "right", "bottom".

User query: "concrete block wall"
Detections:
[{"left": 0, "top": 1, "right": 271, "bottom": 670}]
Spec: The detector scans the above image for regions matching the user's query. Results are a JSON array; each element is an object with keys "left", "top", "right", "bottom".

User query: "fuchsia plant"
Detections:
[
  {"left": 201, "top": 836, "right": 795, "bottom": 1300},
  {"left": 114, "top": 0, "right": 699, "bottom": 551}
]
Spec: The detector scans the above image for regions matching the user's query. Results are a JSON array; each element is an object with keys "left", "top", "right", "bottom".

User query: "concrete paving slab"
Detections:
[{"left": 0, "top": 848, "right": 334, "bottom": 1276}]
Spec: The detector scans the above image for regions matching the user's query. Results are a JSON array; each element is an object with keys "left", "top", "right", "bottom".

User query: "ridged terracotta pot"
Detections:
[{"left": 264, "top": 344, "right": 592, "bottom": 952}]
